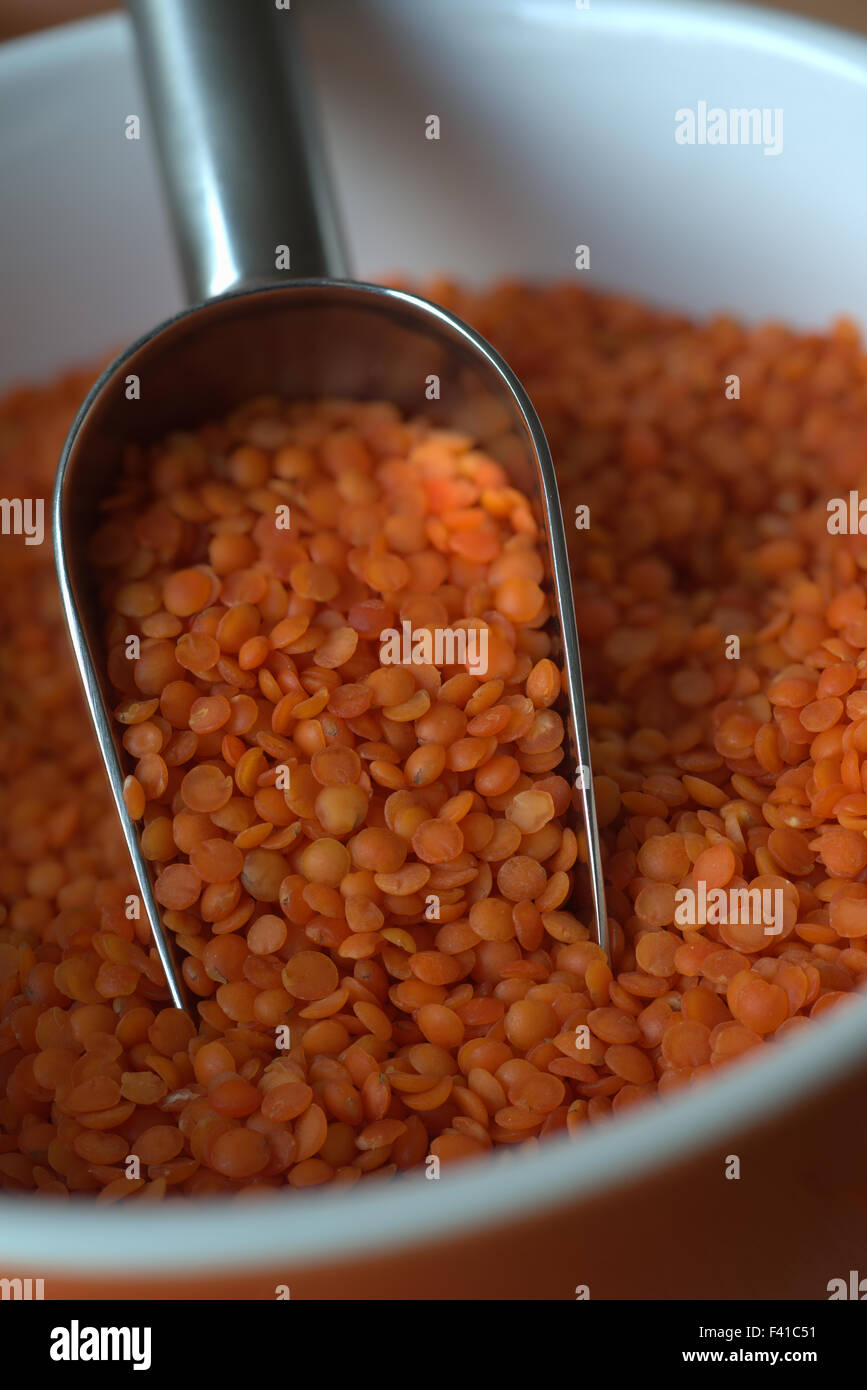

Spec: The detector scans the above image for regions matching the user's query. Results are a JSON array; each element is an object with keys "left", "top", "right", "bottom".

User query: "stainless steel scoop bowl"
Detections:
[{"left": 52, "top": 0, "right": 607, "bottom": 1013}]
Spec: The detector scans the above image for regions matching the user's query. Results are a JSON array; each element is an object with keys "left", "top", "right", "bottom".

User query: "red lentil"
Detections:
[{"left": 2, "top": 288, "right": 867, "bottom": 1199}]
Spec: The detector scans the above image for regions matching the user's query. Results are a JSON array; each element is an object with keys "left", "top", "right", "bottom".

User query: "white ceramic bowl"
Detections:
[{"left": 2, "top": 0, "right": 867, "bottom": 1297}]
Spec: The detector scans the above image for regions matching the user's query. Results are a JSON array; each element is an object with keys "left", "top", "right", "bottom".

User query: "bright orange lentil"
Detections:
[{"left": 4, "top": 291, "right": 867, "bottom": 1202}]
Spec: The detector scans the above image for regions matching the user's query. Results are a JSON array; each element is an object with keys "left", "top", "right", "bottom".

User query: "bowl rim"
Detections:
[
  {"left": 3, "top": 995, "right": 866, "bottom": 1272},
  {"left": 3, "top": 0, "right": 867, "bottom": 80},
  {"left": 2, "top": 0, "right": 867, "bottom": 1272}
]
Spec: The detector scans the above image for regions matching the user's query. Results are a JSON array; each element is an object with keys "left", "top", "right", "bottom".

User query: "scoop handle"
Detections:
[{"left": 127, "top": 0, "right": 347, "bottom": 301}]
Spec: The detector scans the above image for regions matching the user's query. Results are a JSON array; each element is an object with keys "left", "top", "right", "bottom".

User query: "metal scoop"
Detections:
[{"left": 52, "top": 0, "right": 607, "bottom": 1014}]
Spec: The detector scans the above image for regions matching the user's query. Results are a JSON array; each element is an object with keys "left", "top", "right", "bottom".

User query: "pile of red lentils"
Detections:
[{"left": 2, "top": 283, "right": 867, "bottom": 1201}]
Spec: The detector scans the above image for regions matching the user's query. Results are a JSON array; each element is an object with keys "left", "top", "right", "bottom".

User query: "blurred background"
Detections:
[
  {"left": 0, "top": 0, "right": 866, "bottom": 40},
  {"left": 2, "top": 0, "right": 867, "bottom": 39}
]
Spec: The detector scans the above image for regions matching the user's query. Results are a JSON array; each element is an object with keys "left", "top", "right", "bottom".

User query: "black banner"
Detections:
[{"left": 1, "top": 1298, "right": 860, "bottom": 1375}]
